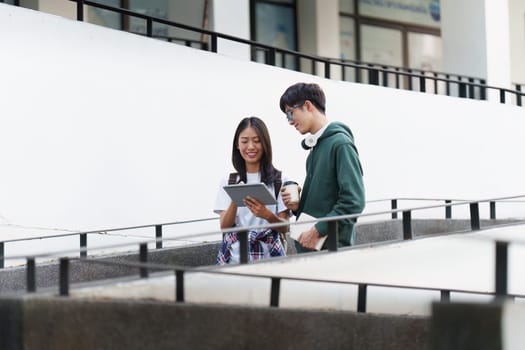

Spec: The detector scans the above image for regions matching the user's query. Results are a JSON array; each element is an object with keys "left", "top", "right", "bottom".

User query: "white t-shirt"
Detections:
[{"left": 214, "top": 172, "right": 289, "bottom": 262}]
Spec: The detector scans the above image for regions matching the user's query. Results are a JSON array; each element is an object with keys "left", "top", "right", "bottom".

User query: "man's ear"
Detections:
[{"left": 304, "top": 100, "right": 313, "bottom": 111}]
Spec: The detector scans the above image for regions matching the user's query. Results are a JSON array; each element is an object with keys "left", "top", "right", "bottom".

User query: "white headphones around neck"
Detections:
[{"left": 301, "top": 135, "right": 317, "bottom": 150}]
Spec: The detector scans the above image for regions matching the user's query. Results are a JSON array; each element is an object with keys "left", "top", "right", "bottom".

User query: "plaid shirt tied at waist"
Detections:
[{"left": 216, "top": 228, "right": 285, "bottom": 265}]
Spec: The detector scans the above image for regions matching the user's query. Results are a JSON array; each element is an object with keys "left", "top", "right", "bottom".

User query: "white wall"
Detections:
[
  {"left": 441, "top": 0, "right": 487, "bottom": 78},
  {"left": 484, "top": 0, "right": 512, "bottom": 90},
  {"left": 441, "top": 0, "right": 512, "bottom": 94},
  {"left": 509, "top": 0, "right": 525, "bottom": 84},
  {"left": 1, "top": 4, "right": 525, "bottom": 234}
]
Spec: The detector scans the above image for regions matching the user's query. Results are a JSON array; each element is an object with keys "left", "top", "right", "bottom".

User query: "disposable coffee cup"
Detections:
[{"left": 283, "top": 181, "right": 299, "bottom": 204}]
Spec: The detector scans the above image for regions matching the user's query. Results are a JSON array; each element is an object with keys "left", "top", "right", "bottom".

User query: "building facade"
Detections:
[{"left": 2, "top": 0, "right": 524, "bottom": 88}]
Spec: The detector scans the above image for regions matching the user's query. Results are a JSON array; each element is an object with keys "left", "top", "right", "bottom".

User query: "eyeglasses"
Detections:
[{"left": 285, "top": 103, "right": 303, "bottom": 122}]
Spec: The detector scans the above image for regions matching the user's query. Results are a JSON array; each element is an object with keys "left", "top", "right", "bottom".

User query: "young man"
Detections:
[{"left": 279, "top": 82, "right": 365, "bottom": 252}]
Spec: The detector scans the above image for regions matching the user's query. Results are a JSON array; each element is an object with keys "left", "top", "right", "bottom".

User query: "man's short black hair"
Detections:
[{"left": 279, "top": 82, "right": 326, "bottom": 114}]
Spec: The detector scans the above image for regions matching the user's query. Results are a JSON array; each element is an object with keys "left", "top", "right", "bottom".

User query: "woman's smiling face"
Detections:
[{"left": 237, "top": 126, "right": 263, "bottom": 170}]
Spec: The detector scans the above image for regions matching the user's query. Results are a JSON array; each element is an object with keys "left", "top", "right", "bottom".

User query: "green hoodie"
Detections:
[{"left": 297, "top": 121, "right": 365, "bottom": 250}]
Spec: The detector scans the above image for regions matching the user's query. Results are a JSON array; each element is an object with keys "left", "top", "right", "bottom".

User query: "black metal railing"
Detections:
[
  {"left": 66, "top": 0, "right": 525, "bottom": 108},
  {"left": 0, "top": 217, "right": 218, "bottom": 269},
  {"left": 2, "top": 195, "right": 524, "bottom": 314},
  {"left": 2, "top": 195, "right": 524, "bottom": 269},
  {"left": 58, "top": 248, "right": 522, "bottom": 311}
]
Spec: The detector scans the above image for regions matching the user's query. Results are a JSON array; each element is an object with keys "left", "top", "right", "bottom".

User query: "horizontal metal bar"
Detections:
[{"left": 78, "top": 255, "right": 525, "bottom": 300}]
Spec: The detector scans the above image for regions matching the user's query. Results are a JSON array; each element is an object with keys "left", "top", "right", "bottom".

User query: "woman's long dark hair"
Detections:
[{"left": 231, "top": 116, "right": 280, "bottom": 186}]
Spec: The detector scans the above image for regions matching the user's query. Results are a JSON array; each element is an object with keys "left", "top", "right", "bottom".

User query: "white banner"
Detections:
[{"left": 359, "top": 0, "right": 441, "bottom": 28}]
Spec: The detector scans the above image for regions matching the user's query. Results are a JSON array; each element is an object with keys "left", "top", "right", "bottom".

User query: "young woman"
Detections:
[{"left": 214, "top": 117, "right": 290, "bottom": 264}]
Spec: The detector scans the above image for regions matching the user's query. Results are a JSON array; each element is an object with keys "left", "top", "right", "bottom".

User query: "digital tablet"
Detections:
[{"left": 223, "top": 183, "right": 277, "bottom": 207}]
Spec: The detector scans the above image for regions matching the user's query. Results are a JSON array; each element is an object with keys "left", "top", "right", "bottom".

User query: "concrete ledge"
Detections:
[
  {"left": 0, "top": 242, "right": 220, "bottom": 294},
  {"left": 431, "top": 302, "right": 503, "bottom": 350},
  {"left": 0, "top": 296, "right": 430, "bottom": 350},
  {"left": 431, "top": 300, "right": 525, "bottom": 350}
]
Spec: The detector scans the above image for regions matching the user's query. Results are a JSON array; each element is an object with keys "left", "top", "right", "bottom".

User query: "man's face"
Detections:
[{"left": 285, "top": 102, "right": 310, "bottom": 135}]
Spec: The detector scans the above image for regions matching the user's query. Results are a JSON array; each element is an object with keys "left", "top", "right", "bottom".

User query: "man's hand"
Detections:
[{"left": 298, "top": 226, "right": 321, "bottom": 250}]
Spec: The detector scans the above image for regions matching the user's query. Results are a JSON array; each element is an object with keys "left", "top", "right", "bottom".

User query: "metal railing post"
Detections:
[
  {"left": 146, "top": 17, "right": 153, "bottom": 37},
  {"left": 495, "top": 241, "right": 508, "bottom": 298},
  {"left": 391, "top": 199, "right": 398, "bottom": 219},
  {"left": 490, "top": 201, "right": 496, "bottom": 220},
  {"left": 445, "top": 200, "right": 452, "bottom": 219},
  {"left": 440, "top": 290, "right": 450, "bottom": 302},
  {"left": 239, "top": 230, "right": 249, "bottom": 264},
  {"left": 480, "top": 79, "right": 487, "bottom": 100},
  {"left": 500, "top": 89, "right": 506, "bottom": 104},
  {"left": 59, "top": 258, "right": 69, "bottom": 296},
  {"left": 357, "top": 284, "right": 367, "bottom": 313},
  {"left": 155, "top": 225, "right": 163, "bottom": 249},
  {"left": 324, "top": 61, "right": 331, "bottom": 79},
  {"left": 368, "top": 68, "right": 378, "bottom": 85},
  {"left": 270, "top": 277, "right": 281, "bottom": 307},
  {"left": 80, "top": 233, "right": 87, "bottom": 258},
  {"left": 210, "top": 33, "right": 218, "bottom": 53},
  {"left": 27, "top": 258, "right": 36, "bottom": 293},
  {"left": 402, "top": 211, "right": 412, "bottom": 240},
  {"left": 419, "top": 75, "right": 426, "bottom": 92},
  {"left": 175, "top": 270, "right": 184, "bottom": 302},
  {"left": 459, "top": 81, "right": 466, "bottom": 98},
  {"left": 470, "top": 202, "right": 480, "bottom": 231},
  {"left": 139, "top": 243, "right": 148, "bottom": 278},
  {"left": 327, "top": 221, "right": 338, "bottom": 252},
  {"left": 468, "top": 78, "right": 474, "bottom": 98},
  {"left": 516, "top": 85, "right": 522, "bottom": 107},
  {"left": 76, "top": 0, "right": 84, "bottom": 21},
  {"left": 0, "top": 242, "right": 4, "bottom": 269},
  {"left": 268, "top": 48, "right": 276, "bottom": 66}
]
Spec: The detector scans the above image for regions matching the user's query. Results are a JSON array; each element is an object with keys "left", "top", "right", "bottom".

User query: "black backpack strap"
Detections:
[
  {"left": 228, "top": 172, "right": 238, "bottom": 185},
  {"left": 273, "top": 170, "right": 282, "bottom": 199}
]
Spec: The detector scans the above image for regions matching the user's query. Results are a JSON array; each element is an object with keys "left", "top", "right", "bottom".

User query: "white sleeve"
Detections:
[{"left": 213, "top": 177, "right": 232, "bottom": 215}]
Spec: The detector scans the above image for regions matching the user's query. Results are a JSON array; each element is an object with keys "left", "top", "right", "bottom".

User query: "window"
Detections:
[
  {"left": 87, "top": 0, "right": 121, "bottom": 30},
  {"left": 128, "top": 0, "right": 169, "bottom": 37},
  {"left": 251, "top": 0, "right": 298, "bottom": 69},
  {"left": 339, "top": 0, "right": 441, "bottom": 77}
]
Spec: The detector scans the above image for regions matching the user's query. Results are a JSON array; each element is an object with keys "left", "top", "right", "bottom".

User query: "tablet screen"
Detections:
[{"left": 223, "top": 183, "right": 277, "bottom": 207}]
